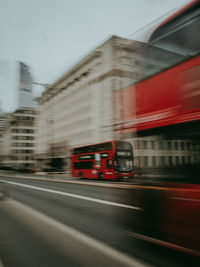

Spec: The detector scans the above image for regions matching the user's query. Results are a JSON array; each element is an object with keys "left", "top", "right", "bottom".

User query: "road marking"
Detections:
[
  {"left": 0, "top": 180, "right": 142, "bottom": 211},
  {"left": 3, "top": 199, "right": 149, "bottom": 267},
  {"left": 126, "top": 231, "right": 200, "bottom": 258}
]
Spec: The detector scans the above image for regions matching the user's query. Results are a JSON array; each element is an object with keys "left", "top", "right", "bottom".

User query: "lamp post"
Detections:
[{"left": 32, "top": 82, "right": 49, "bottom": 86}]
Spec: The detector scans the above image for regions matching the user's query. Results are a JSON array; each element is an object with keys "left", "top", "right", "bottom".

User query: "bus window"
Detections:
[
  {"left": 74, "top": 161, "right": 93, "bottom": 169},
  {"left": 94, "top": 153, "right": 101, "bottom": 169},
  {"left": 107, "top": 160, "right": 113, "bottom": 169},
  {"left": 143, "top": 13, "right": 200, "bottom": 79}
]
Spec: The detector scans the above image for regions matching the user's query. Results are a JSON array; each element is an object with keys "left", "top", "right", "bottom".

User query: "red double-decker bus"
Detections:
[
  {"left": 115, "top": 0, "right": 200, "bottom": 136},
  {"left": 71, "top": 140, "right": 134, "bottom": 180},
  {"left": 115, "top": 0, "right": 200, "bottom": 257}
]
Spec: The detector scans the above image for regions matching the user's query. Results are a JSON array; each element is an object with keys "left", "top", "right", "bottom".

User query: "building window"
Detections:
[
  {"left": 161, "top": 156, "right": 165, "bottom": 166},
  {"left": 159, "top": 141, "right": 163, "bottom": 150},
  {"left": 144, "top": 141, "right": 148, "bottom": 149},
  {"left": 180, "top": 142, "right": 185, "bottom": 151},
  {"left": 167, "top": 142, "right": 172, "bottom": 150},
  {"left": 175, "top": 142, "right": 179, "bottom": 151},
  {"left": 137, "top": 140, "right": 140, "bottom": 150},
  {"left": 144, "top": 157, "right": 148, "bottom": 167},
  {"left": 152, "top": 156, "right": 156, "bottom": 167},
  {"left": 187, "top": 142, "right": 191, "bottom": 151},
  {"left": 151, "top": 141, "right": 155, "bottom": 150},
  {"left": 169, "top": 156, "right": 173, "bottom": 166}
]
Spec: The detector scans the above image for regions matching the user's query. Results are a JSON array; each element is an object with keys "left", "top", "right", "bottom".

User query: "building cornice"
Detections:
[
  {"left": 38, "top": 50, "right": 102, "bottom": 103},
  {"left": 38, "top": 68, "right": 135, "bottom": 105}
]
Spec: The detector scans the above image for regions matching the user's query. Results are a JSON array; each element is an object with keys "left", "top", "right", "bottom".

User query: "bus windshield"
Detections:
[{"left": 114, "top": 141, "right": 134, "bottom": 172}]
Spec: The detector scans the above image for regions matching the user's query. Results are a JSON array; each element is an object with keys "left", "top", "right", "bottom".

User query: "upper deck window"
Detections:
[
  {"left": 73, "top": 142, "right": 113, "bottom": 154},
  {"left": 142, "top": 9, "right": 200, "bottom": 80},
  {"left": 115, "top": 141, "right": 132, "bottom": 150}
]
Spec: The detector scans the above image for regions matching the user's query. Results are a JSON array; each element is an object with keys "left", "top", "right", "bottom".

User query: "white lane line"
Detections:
[
  {"left": 4, "top": 199, "right": 148, "bottom": 267},
  {"left": 0, "top": 180, "right": 142, "bottom": 211}
]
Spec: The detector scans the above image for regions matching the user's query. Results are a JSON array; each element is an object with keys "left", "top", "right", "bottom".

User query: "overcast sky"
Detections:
[{"left": 0, "top": 0, "right": 190, "bottom": 111}]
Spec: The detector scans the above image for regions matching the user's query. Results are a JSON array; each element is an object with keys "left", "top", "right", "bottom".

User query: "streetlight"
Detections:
[{"left": 32, "top": 82, "right": 49, "bottom": 87}]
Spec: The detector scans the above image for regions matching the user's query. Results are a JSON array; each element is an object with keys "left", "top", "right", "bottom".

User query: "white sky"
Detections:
[{"left": 0, "top": 0, "right": 190, "bottom": 111}]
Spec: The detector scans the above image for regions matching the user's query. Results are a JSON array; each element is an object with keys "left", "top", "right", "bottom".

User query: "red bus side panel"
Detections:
[{"left": 114, "top": 55, "right": 200, "bottom": 133}]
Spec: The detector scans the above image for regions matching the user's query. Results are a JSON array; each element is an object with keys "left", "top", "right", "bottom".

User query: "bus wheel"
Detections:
[
  {"left": 79, "top": 172, "right": 83, "bottom": 179},
  {"left": 98, "top": 173, "right": 104, "bottom": 180}
]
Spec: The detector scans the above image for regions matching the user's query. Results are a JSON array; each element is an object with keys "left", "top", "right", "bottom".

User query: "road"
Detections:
[{"left": 0, "top": 173, "right": 199, "bottom": 267}]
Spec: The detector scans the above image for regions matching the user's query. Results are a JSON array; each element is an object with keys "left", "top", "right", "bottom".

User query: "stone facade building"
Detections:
[
  {"left": 36, "top": 36, "right": 144, "bottom": 170},
  {"left": 2, "top": 108, "right": 36, "bottom": 168},
  {"left": 0, "top": 107, "right": 6, "bottom": 164}
]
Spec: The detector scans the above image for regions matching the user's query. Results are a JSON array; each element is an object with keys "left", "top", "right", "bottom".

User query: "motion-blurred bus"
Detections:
[
  {"left": 115, "top": 0, "right": 200, "bottom": 257},
  {"left": 71, "top": 140, "right": 134, "bottom": 180}
]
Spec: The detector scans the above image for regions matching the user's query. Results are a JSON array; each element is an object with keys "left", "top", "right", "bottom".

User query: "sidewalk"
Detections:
[
  {"left": 0, "top": 170, "right": 71, "bottom": 181},
  {"left": 36, "top": 171, "right": 73, "bottom": 181}
]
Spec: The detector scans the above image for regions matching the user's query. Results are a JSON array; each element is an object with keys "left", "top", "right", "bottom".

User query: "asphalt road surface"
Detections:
[{"left": 0, "top": 173, "right": 199, "bottom": 267}]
